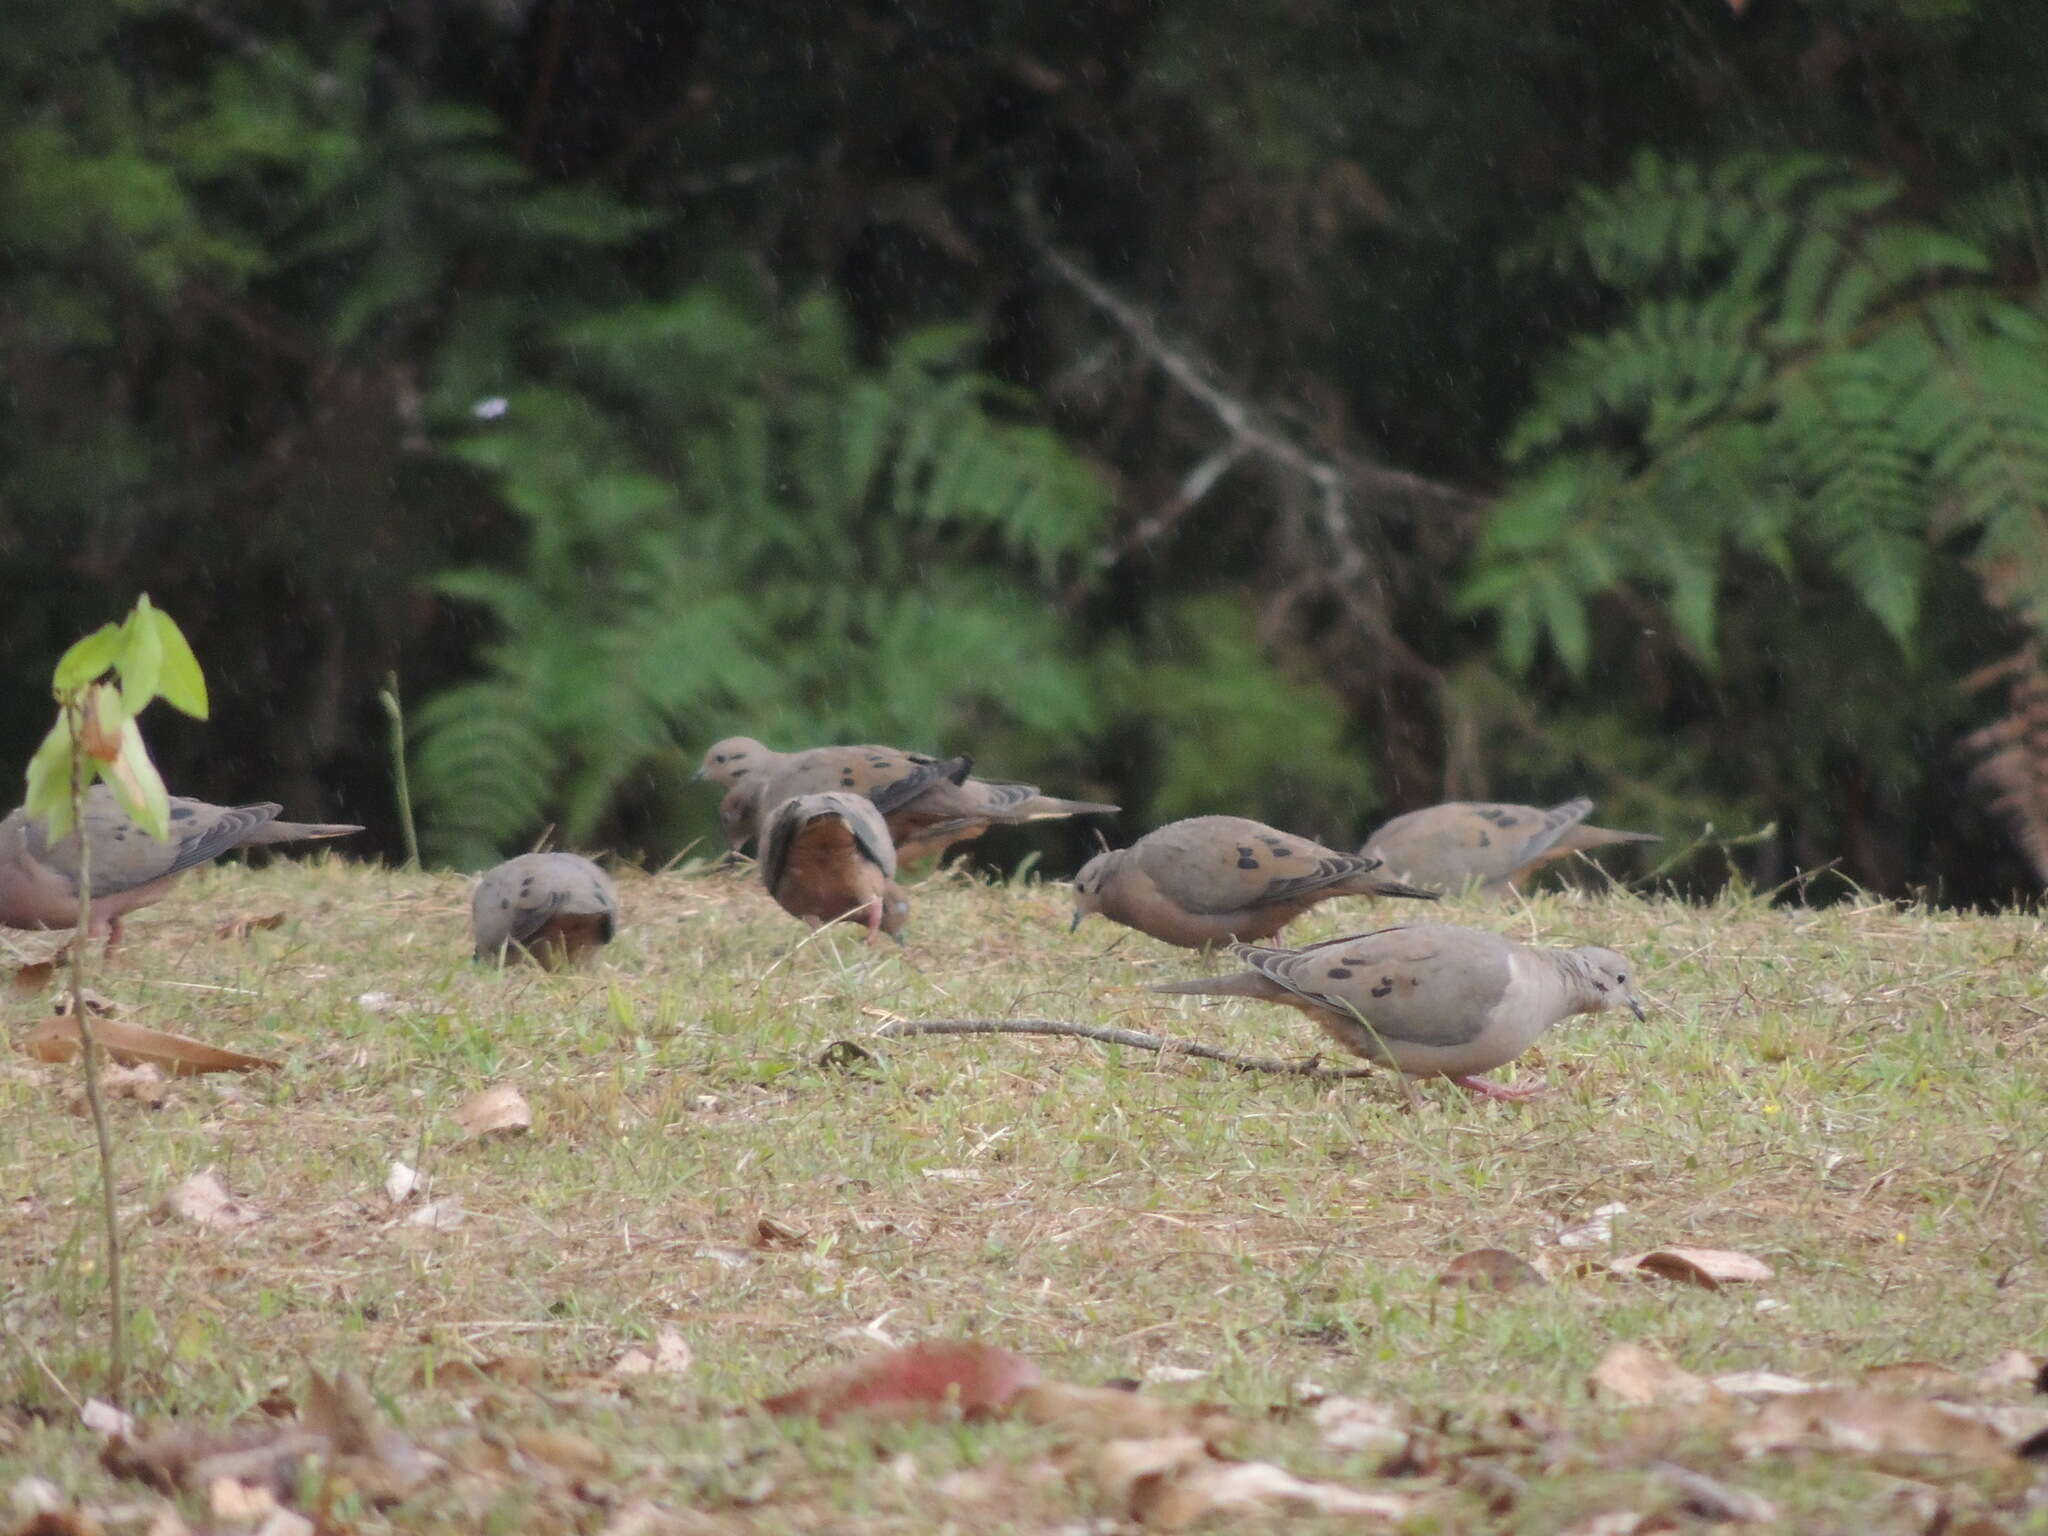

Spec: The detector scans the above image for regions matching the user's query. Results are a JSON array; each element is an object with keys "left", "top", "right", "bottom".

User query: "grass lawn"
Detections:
[{"left": 3, "top": 857, "right": 2046, "bottom": 1532}]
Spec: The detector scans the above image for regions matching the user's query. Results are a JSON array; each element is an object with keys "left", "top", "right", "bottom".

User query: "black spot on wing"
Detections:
[
  {"left": 1370, "top": 977, "right": 1395, "bottom": 998},
  {"left": 1327, "top": 967, "right": 1353, "bottom": 979}
]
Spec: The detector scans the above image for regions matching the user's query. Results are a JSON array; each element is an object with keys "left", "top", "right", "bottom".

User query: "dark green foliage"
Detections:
[
  {"left": 413, "top": 292, "right": 1111, "bottom": 864},
  {"left": 1466, "top": 152, "right": 2048, "bottom": 669},
  {"left": 7, "top": 0, "right": 2048, "bottom": 897}
]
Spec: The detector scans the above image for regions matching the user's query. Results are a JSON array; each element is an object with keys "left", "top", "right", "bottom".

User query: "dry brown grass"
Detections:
[{"left": 3, "top": 857, "right": 2046, "bottom": 1531}]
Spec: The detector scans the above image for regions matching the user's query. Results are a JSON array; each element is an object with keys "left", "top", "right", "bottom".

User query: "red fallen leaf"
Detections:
[{"left": 763, "top": 1340, "right": 1042, "bottom": 1424}]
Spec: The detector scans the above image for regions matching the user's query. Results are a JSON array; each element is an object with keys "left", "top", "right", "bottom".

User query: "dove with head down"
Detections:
[{"left": 1152, "top": 921, "right": 1643, "bottom": 1100}]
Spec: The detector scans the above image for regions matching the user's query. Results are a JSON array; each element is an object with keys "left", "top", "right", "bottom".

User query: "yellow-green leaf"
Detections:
[
  {"left": 52, "top": 624, "right": 124, "bottom": 696},
  {"left": 118, "top": 602, "right": 164, "bottom": 715},
  {"left": 102, "top": 719, "right": 170, "bottom": 841},
  {"left": 147, "top": 607, "right": 209, "bottom": 720},
  {"left": 23, "top": 719, "right": 86, "bottom": 840}
]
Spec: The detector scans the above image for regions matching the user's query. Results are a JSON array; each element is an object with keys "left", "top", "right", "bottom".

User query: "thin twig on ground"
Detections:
[{"left": 871, "top": 1016, "right": 1378, "bottom": 1079}]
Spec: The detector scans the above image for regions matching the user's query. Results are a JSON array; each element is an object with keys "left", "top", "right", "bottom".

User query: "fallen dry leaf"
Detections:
[
  {"left": 763, "top": 1340, "right": 1042, "bottom": 1424},
  {"left": 1312, "top": 1396, "right": 1409, "bottom": 1457},
  {"left": 81, "top": 1399, "right": 136, "bottom": 1438},
  {"left": 1653, "top": 1460, "right": 1778, "bottom": 1523},
  {"left": 406, "top": 1198, "right": 465, "bottom": 1231},
  {"left": 214, "top": 912, "right": 286, "bottom": 941},
  {"left": 1611, "top": 1247, "right": 1774, "bottom": 1290},
  {"left": 753, "top": 1215, "right": 808, "bottom": 1249},
  {"left": 384, "top": 1162, "right": 421, "bottom": 1204},
  {"left": 612, "top": 1328, "right": 693, "bottom": 1379},
  {"left": 24, "top": 1017, "right": 277, "bottom": 1076},
  {"left": 9, "top": 959, "right": 56, "bottom": 993},
  {"left": 511, "top": 1427, "right": 608, "bottom": 1478},
  {"left": 1555, "top": 1202, "right": 1628, "bottom": 1250},
  {"left": 455, "top": 1085, "right": 531, "bottom": 1140},
  {"left": 1589, "top": 1344, "right": 1715, "bottom": 1407},
  {"left": 70, "top": 1063, "right": 167, "bottom": 1112},
  {"left": 299, "top": 1369, "right": 438, "bottom": 1500},
  {"left": 159, "top": 1170, "right": 254, "bottom": 1229},
  {"left": 1977, "top": 1350, "right": 2043, "bottom": 1391},
  {"left": 1014, "top": 1382, "right": 1223, "bottom": 1440},
  {"left": 1093, "top": 1435, "right": 1416, "bottom": 1529},
  {"left": 10, "top": 1475, "right": 63, "bottom": 1515},
  {"left": 1712, "top": 1371, "right": 1817, "bottom": 1398},
  {"left": 208, "top": 1477, "right": 277, "bottom": 1520},
  {"left": 413, "top": 1353, "right": 546, "bottom": 1395},
  {"left": 1734, "top": 1388, "right": 2013, "bottom": 1460},
  {"left": 1439, "top": 1248, "right": 1544, "bottom": 1292},
  {"left": 253, "top": 1509, "right": 312, "bottom": 1536},
  {"left": 1863, "top": 1361, "right": 1963, "bottom": 1393}
]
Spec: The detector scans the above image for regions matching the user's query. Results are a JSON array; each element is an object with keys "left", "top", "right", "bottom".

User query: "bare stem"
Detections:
[
  {"left": 64, "top": 706, "right": 124, "bottom": 1399},
  {"left": 378, "top": 672, "right": 421, "bottom": 872},
  {"left": 871, "top": 1016, "right": 1378, "bottom": 1079}
]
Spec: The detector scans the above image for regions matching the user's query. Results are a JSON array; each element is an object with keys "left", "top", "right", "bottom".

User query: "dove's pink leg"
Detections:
[
  {"left": 863, "top": 900, "right": 883, "bottom": 944},
  {"left": 102, "top": 915, "right": 125, "bottom": 956},
  {"left": 1453, "top": 1073, "right": 1547, "bottom": 1102}
]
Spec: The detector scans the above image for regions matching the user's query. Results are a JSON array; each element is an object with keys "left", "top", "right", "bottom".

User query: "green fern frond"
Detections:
[
  {"left": 412, "top": 287, "right": 1112, "bottom": 863},
  {"left": 1467, "top": 153, "right": 2048, "bottom": 677}
]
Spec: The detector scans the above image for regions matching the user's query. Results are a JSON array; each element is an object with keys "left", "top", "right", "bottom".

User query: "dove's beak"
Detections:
[
  {"left": 690, "top": 766, "right": 707, "bottom": 782},
  {"left": 1069, "top": 911, "right": 1084, "bottom": 933},
  {"left": 1627, "top": 996, "right": 1646, "bottom": 1021}
]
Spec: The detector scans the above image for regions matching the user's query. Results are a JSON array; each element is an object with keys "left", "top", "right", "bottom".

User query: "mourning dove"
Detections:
[
  {"left": 1152, "top": 922, "right": 1643, "bottom": 1100},
  {"left": 472, "top": 852, "right": 619, "bottom": 968},
  {"left": 1362, "top": 798, "right": 1659, "bottom": 894},
  {"left": 696, "top": 737, "right": 1118, "bottom": 861},
  {"left": 0, "top": 786, "right": 361, "bottom": 949},
  {"left": 1069, "top": 815, "right": 1438, "bottom": 950},
  {"left": 759, "top": 792, "right": 909, "bottom": 942}
]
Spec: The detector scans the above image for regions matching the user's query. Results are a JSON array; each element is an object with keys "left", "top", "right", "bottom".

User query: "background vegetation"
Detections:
[{"left": 8, "top": 0, "right": 2048, "bottom": 899}]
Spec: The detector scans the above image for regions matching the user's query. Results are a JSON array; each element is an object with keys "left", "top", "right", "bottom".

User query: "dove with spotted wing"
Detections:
[
  {"left": 696, "top": 737, "right": 1117, "bottom": 861},
  {"left": 472, "top": 852, "right": 619, "bottom": 969},
  {"left": 0, "top": 786, "right": 361, "bottom": 949},
  {"left": 1152, "top": 921, "right": 1642, "bottom": 1100},
  {"left": 1363, "top": 799, "right": 1658, "bottom": 894},
  {"left": 1070, "top": 815, "right": 1437, "bottom": 950}
]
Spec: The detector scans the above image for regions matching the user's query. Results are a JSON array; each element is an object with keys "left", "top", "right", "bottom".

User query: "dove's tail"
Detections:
[
  {"left": 1147, "top": 971, "right": 1277, "bottom": 1000},
  {"left": 1561, "top": 825, "right": 1661, "bottom": 852},
  {"left": 1358, "top": 877, "right": 1441, "bottom": 902},
  {"left": 247, "top": 819, "right": 364, "bottom": 845}
]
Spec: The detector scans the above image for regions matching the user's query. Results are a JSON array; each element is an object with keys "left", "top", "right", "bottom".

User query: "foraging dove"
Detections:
[
  {"left": 1152, "top": 922, "right": 1643, "bottom": 1100},
  {"left": 696, "top": 737, "right": 1118, "bottom": 861},
  {"left": 759, "top": 792, "right": 909, "bottom": 942},
  {"left": 471, "top": 852, "right": 619, "bottom": 969},
  {"left": 1362, "top": 798, "right": 1658, "bottom": 894},
  {"left": 1069, "top": 815, "right": 1438, "bottom": 950},
  {"left": 0, "top": 786, "right": 361, "bottom": 948}
]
